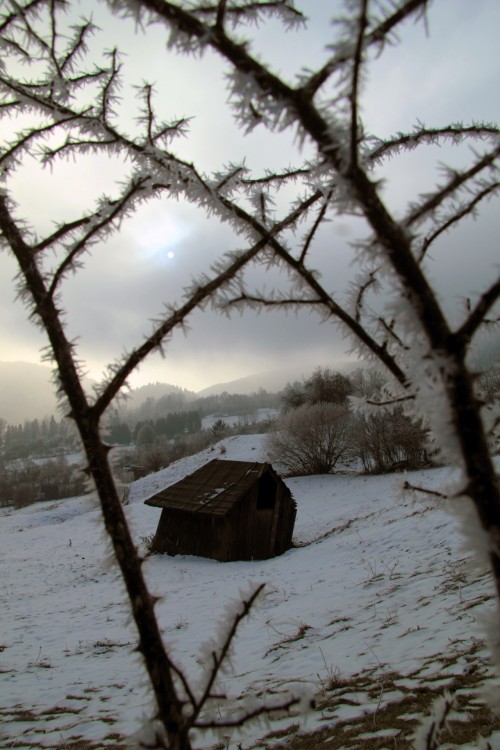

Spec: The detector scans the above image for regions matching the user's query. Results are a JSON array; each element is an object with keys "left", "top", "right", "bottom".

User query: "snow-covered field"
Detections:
[{"left": 1, "top": 434, "right": 499, "bottom": 749}]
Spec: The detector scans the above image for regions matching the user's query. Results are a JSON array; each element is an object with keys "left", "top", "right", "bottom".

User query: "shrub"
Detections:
[
  {"left": 353, "top": 408, "right": 429, "bottom": 474},
  {"left": 267, "top": 403, "right": 353, "bottom": 475}
]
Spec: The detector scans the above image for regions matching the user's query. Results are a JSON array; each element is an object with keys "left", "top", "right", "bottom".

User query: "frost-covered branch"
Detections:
[
  {"left": 127, "top": 0, "right": 500, "bottom": 609},
  {"left": 369, "top": 122, "right": 499, "bottom": 165},
  {"left": 298, "top": 191, "right": 331, "bottom": 265},
  {"left": 193, "top": 694, "right": 300, "bottom": 729},
  {"left": 349, "top": 0, "right": 368, "bottom": 168},
  {"left": 214, "top": 198, "right": 408, "bottom": 386},
  {"left": 0, "top": 188, "right": 192, "bottom": 749},
  {"left": 456, "top": 278, "right": 500, "bottom": 347},
  {"left": 0, "top": 0, "right": 51, "bottom": 35},
  {"left": 417, "top": 181, "right": 499, "bottom": 262},
  {"left": 187, "top": 0, "right": 305, "bottom": 28},
  {"left": 48, "top": 177, "right": 151, "bottom": 298},
  {"left": 189, "top": 584, "right": 265, "bottom": 725},
  {"left": 3, "top": 0, "right": 500, "bottom": 745},
  {"left": 405, "top": 146, "right": 500, "bottom": 229},
  {"left": 412, "top": 692, "right": 455, "bottom": 750},
  {"left": 301, "top": 0, "right": 430, "bottom": 98},
  {"left": 91, "top": 188, "right": 323, "bottom": 417}
]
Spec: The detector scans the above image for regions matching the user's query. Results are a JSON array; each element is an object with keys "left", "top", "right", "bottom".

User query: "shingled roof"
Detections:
[{"left": 144, "top": 459, "right": 273, "bottom": 516}]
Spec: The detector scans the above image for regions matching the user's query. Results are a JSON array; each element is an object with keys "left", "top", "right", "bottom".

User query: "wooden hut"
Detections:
[{"left": 144, "top": 459, "right": 296, "bottom": 562}]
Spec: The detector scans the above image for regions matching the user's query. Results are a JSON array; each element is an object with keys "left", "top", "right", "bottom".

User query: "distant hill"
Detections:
[
  {"left": 115, "top": 381, "right": 196, "bottom": 414},
  {"left": 196, "top": 360, "right": 360, "bottom": 397},
  {"left": 0, "top": 361, "right": 100, "bottom": 425},
  {"left": 0, "top": 361, "right": 59, "bottom": 424},
  {"left": 0, "top": 359, "right": 361, "bottom": 425},
  {"left": 0, "top": 363, "right": 194, "bottom": 425},
  {"left": 124, "top": 381, "right": 195, "bottom": 404}
]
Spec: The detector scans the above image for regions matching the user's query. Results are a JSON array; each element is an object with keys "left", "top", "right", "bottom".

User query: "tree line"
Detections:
[
  {"left": 0, "top": 456, "right": 87, "bottom": 509},
  {"left": 2, "top": 416, "right": 81, "bottom": 460},
  {"left": 107, "top": 410, "right": 203, "bottom": 446}
]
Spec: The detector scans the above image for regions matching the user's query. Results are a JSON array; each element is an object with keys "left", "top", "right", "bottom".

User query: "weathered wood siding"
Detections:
[
  {"left": 147, "top": 461, "right": 296, "bottom": 562},
  {"left": 152, "top": 510, "right": 230, "bottom": 560}
]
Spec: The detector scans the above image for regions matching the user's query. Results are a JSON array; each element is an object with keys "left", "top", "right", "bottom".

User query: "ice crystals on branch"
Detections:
[
  {"left": 2, "top": 0, "right": 500, "bottom": 746},
  {"left": 412, "top": 691, "right": 456, "bottom": 750},
  {"left": 367, "top": 120, "right": 500, "bottom": 166}
]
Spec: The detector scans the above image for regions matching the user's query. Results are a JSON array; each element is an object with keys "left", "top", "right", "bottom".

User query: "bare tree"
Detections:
[
  {"left": 281, "top": 367, "right": 353, "bottom": 412},
  {"left": 1, "top": 0, "right": 498, "bottom": 747},
  {"left": 353, "top": 407, "right": 429, "bottom": 474},
  {"left": 267, "top": 402, "right": 353, "bottom": 475}
]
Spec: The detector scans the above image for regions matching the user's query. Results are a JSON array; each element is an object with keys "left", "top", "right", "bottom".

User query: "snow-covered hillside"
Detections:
[{"left": 1, "top": 435, "right": 499, "bottom": 749}]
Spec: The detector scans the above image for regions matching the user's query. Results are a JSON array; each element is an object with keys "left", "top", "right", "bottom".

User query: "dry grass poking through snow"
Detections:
[
  {"left": 2, "top": 437, "right": 500, "bottom": 749},
  {"left": 2, "top": 640, "right": 498, "bottom": 750},
  {"left": 258, "top": 641, "right": 500, "bottom": 749}
]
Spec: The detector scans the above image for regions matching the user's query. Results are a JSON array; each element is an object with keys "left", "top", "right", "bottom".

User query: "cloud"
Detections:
[{"left": 1, "top": 0, "right": 498, "bottom": 394}]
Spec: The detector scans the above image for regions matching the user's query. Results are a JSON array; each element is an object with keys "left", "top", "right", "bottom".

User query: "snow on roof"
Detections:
[{"left": 144, "top": 458, "right": 282, "bottom": 515}]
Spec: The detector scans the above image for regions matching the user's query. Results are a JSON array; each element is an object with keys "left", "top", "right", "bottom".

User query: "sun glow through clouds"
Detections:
[{"left": 132, "top": 212, "right": 187, "bottom": 263}]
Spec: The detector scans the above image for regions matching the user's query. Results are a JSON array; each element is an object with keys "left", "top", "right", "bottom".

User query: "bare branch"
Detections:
[
  {"left": 417, "top": 182, "right": 500, "bottom": 261},
  {"left": 350, "top": 0, "right": 369, "bottom": 168},
  {"left": 302, "top": 0, "right": 430, "bottom": 98},
  {"left": 455, "top": 278, "right": 500, "bottom": 347},
  {"left": 298, "top": 193, "right": 331, "bottom": 265},
  {"left": 48, "top": 177, "right": 150, "bottom": 299},
  {"left": 402, "top": 481, "right": 448, "bottom": 500},
  {"left": 405, "top": 146, "right": 500, "bottom": 228},
  {"left": 193, "top": 695, "right": 300, "bottom": 729},
  {"left": 189, "top": 584, "right": 265, "bottom": 725},
  {"left": 369, "top": 123, "right": 500, "bottom": 165}
]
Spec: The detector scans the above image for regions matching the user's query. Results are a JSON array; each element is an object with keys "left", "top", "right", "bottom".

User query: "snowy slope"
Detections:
[{"left": 0, "top": 435, "right": 498, "bottom": 749}]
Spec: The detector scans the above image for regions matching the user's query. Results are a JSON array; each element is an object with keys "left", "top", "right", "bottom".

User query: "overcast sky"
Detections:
[{"left": 1, "top": 0, "right": 498, "bottom": 392}]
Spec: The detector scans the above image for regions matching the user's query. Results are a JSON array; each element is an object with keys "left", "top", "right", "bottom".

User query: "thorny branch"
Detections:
[
  {"left": 417, "top": 182, "right": 500, "bottom": 262},
  {"left": 368, "top": 123, "right": 499, "bottom": 164},
  {"left": 1, "top": 0, "right": 499, "bottom": 747},
  {"left": 456, "top": 279, "right": 500, "bottom": 347},
  {"left": 114, "top": 0, "right": 500, "bottom": 599},
  {"left": 349, "top": 0, "right": 369, "bottom": 168},
  {"left": 302, "top": 0, "right": 430, "bottom": 97},
  {"left": 189, "top": 584, "right": 265, "bottom": 724},
  {"left": 404, "top": 146, "right": 500, "bottom": 228}
]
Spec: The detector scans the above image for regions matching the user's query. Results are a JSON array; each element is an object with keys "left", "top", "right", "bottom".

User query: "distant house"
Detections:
[{"left": 144, "top": 459, "right": 296, "bottom": 562}]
